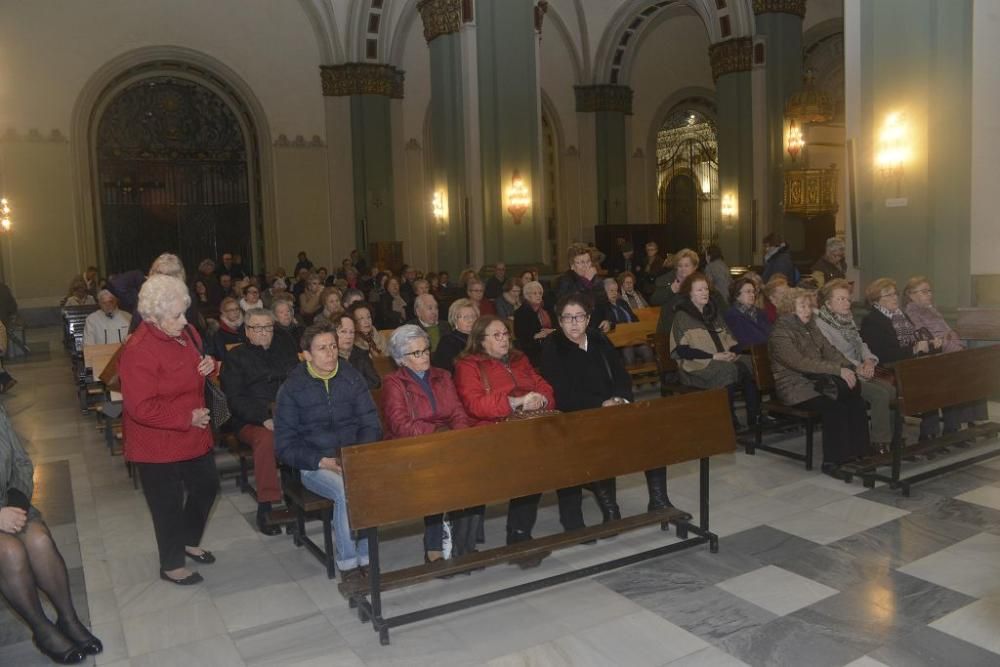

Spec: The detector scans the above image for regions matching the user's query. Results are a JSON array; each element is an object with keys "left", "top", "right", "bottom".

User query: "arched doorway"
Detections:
[
  {"left": 95, "top": 75, "right": 257, "bottom": 275},
  {"left": 657, "top": 109, "right": 719, "bottom": 252}
]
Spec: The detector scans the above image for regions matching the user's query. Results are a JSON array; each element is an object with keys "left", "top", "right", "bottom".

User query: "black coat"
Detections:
[
  {"left": 432, "top": 329, "right": 468, "bottom": 375},
  {"left": 345, "top": 346, "right": 381, "bottom": 390},
  {"left": 376, "top": 292, "right": 406, "bottom": 330},
  {"left": 539, "top": 329, "right": 633, "bottom": 412},
  {"left": 762, "top": 245, "right": 798, "bottom": 285},
  {"left": 514, "top": 302, "right": 555, "bottom": 367},
  {"left": 860, "top": 307, "right": 919, "bottom": 364},
  {"left": 220, "top": 334, "right": 300, "bottom": 433}
]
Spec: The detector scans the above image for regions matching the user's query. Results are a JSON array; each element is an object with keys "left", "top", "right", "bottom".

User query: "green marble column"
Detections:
[
  {"left": 754, "top": 0, "right": 804, "bottom": 234},
  {"left": 854, "top": 0, "right": 973, "bottom": 309},
  {"left": 320, "top": 63, "right": 404, "bottom": 251},
  {"left": 576, "top": 85, "right": 631, "bottom": 226},
  {"left": 709, "top": 38, "right": 755, "bottom": 264},
  {"left": 419, "top": 0, "right": 470, "bottom": 273},
  {"left": 476, "top": 0, "right": 542, "bottom": 265}
]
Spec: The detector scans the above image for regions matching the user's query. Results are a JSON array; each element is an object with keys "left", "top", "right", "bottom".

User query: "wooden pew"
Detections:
[
  {"left": 838, "top": 345, "right": 1000, "bottom": 495},
  {"left": 652, "top": 332, "right": 702, "bottom": 397},
  {"left": 339, "top": 389, "right": 736, "bottom": 645},
  {"left": 748, "top": 344, "right": 819, "bottom": 470}
]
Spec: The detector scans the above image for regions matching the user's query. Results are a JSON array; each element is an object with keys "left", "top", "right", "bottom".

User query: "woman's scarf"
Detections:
[
  {"left": 874, "top": 303, "right": 917, "bottom": 346},
  {"left": 391, "top": 294, "right": 407, "bottom": 317},
  {"left": 817, "top": 305, "right": 867, "bottom": 362},
  {"left": 736, "top": 301, "right": 759, "bottom": 322},
  {"left": 531, "top": 302, "right": 552, "bottom": 329}
]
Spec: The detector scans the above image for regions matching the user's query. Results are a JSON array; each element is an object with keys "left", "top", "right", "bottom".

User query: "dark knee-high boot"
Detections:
[
  {"left": 591, "top": 478, "right": 621, "bottom": 522},
  {"left": 645, "top": 467, "right": 670, "bottom": 510}
]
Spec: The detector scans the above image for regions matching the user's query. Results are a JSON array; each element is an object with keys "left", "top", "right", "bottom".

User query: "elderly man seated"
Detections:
[
  {"left": 83, "top": 289, "right": 131, "bottom": 345},
  {"left": 406, "top": 293, "right": 451, "bottom": 353},
  {"left": 220, "top": 308, "right": 300, "bottom": 535},
  {"left": 275, "top": 322, "right": 382, "bottom": 584}
]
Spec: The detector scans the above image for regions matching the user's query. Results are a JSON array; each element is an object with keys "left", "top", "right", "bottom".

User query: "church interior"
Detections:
[{"left": 2, "top": 0, "right": 1000, "bottom": 665}]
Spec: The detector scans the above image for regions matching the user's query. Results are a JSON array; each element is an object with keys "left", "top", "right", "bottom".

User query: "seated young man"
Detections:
[
  {"left": 274, "top": 322, "right": 382, "bottom": 583},
  {"left": 220, "top": 308, "right": 300, "bottom": 534}
]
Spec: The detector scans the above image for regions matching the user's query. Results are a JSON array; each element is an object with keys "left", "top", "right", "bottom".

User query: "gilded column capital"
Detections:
[
  {"left": 753, "top": 0, "right": 807, "bottom": 18},
  {"left": 708, "top": 37, "right": 753, "bottom": 82},
  {"left": 574, "top": 85, "right": 633, "bottom": 114},
  {"left": 417, "top": 0, "right": 464, "bottom": 43},
  {"left": 320, "top": 63, "right": 405, "bottom": 98}
]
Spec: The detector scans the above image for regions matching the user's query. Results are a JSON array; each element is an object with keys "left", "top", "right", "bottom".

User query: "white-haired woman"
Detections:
[
  {"left": 382, "top": 326, "right": 477, "bottom": 563},
  {"left": 120, "top": 275, "right": 218, "bottom": 586},
  {"left": 513, "top": 280, "right": 556, "bottom": 366},
  {"left": 432, "top": 298, "right": 479, "bottom": 374}
]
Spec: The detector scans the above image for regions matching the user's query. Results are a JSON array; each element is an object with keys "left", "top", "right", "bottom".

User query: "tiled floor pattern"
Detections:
[{"left": 1, "top": 327, "right": 999, "bottom": 666}]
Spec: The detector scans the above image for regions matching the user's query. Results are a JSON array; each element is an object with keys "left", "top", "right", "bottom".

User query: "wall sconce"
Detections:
[
  {"left": 720, "top": 192, "right": 737, "bottom": 227},
  {"left": 431, "top": 190, "right": 447, "bottom": 235},
  {"left": 506, "top": 170, "right": 531, "bottom": 225},
  {"left": 875, "top": 111, "right": 909, "bottom": 178},
  {"left": 0, "top": 198, "right": 11, "bottom": 231},
  {"left": 786, "top": 119, "right": 804, "bottom": 161}
]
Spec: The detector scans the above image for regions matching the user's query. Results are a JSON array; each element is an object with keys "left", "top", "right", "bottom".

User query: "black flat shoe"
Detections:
[
  {"left": 56, "top": 621, "right": 103, "bottom": 656},
  {"left": 33, "top": 638, "right": 86, "bottom": 665},
  {"left": 160, "top": 570, "right": 204, "bottom": 585},
  {"left": 76, "top": 637, "right": 103, "bottom": 655},
  {"left": 185, "top": 549, "right": 216, "bottom": 564}
]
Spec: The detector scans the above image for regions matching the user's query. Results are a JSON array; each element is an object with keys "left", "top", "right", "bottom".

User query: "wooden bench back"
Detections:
[
  {"left": 748, "top": 344, "right": 777, "bottom": 393},
  {"left": 652, "top": 331, "right": 679, "bottom": 375},
  {"left": 342, "top": 389, "right": 736, "bottom": 530},
  {"left": 894, "top": 344, "right": 1000, "bottom": 415}
]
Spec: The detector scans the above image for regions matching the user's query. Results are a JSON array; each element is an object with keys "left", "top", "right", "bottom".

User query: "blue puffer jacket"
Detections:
[{"left": 274, "top": 361, "right": 382, "bottom": 470}]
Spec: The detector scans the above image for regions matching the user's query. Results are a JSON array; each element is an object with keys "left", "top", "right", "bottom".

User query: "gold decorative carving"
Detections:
[
  {"left": 753, "top": 0, "right": 807, "bottom": 17},
  {"left": 574, "top": 85, "right": 633, "bottom": 114},
  {"left": 417, "top": 0, "right": 464, "bottom": 43},
  {"left": 784, "top": 167, "right": 839, "bottom": 216},
  {"left": 708, "top": 38, "right": 753, "bottom": 81},
  {"left": 320, "top": 63, "right": 405, "bottom": 99}
]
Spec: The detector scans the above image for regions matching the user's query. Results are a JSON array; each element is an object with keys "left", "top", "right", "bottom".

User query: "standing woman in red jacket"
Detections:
[
  {"left": 454, "top": 315, "right": 556, "bottom": 566},
  {"left": 120, "top": 275, "right": 218, "bottom": 586},
  {"left": 382, "top": 325, "right": 476, "bottom": 563}
]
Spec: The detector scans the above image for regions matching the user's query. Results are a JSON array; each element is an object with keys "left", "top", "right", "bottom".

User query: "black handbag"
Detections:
[{"left": 188, "top": 325, "right": 231, "bottom": 429}]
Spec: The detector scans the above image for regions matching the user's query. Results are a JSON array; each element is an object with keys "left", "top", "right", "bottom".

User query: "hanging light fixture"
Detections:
[
  {"left": 506, "top": 170, "right": 531, "bottom": 225},
  {"left": 786, "top": 120, "right": 804, "bottom": 161},
  {"left": 784, "top": 70, "right": 834, "bottom": 162}
]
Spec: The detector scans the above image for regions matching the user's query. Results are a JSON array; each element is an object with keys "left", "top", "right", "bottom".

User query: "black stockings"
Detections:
[{"left": 0, "top": 522, "right": 93, "bottom": 653}]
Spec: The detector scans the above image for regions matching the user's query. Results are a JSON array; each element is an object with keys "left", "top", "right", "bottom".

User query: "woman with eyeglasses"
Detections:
[
  {"left": 670, "top": 272, "right": 761, "bottom": 429},
  {"left": 454, "top": 315, "right": 555, "bottom": 564},
  {"left": 382, "top": 325, "right": 476, "bottom": 564},
  {"left": 539, "top": 294, "right": 630, "bottom": 529},
  {"left": 432, "top": 298, "right": 479, "bottom": 374}
]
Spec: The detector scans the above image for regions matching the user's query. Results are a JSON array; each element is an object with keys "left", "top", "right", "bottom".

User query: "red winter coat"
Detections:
[
  {"left": 381, "top": 367, "right": 472, "bottom": 439},
  {"left": 120, "top": 321, "right": 213, "bottom": 463},
  {"left": 453, "top": 352, "right": 556, "bottom": 424}
]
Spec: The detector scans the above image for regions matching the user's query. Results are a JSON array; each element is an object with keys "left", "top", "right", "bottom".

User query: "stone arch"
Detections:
[{"left": 70, "top": 46, "right": 278, "bottom": 273}]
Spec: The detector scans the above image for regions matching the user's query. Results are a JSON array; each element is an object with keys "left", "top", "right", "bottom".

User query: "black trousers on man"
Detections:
[
  {"left": 136, "top": 453, "right": 219, "bottom": 571},
  {"left": 506, "top": 487, "right": 584, "bottom": 543}
]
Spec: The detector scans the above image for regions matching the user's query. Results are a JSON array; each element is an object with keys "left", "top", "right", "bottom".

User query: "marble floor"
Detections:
[{"left": 2, "top": 327, "right": 1000, "bottom": 666}]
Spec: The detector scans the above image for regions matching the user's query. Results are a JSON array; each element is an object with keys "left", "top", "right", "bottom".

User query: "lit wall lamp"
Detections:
[
  {"left": 875, "top": 111, "right": 910, "bottom": 184},
  {"left": 720, "top": 192, "right": 737, "bottom": 228},
  {"left": 431, "top": 189, "right": 448, "bottom": 235},
  {"left": 786, "top": 119, "right": 804, "bottom": 161},
  {"left": 0, "top": 198, "right": 11, "bottom": 231},
  {"left": 506, "top": 170, "right": 531, "bottom": 225}
]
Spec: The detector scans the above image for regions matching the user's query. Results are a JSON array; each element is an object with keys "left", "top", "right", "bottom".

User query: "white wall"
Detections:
[{"left": 970, "top": 0, "right": 1000, "bottom": 276}]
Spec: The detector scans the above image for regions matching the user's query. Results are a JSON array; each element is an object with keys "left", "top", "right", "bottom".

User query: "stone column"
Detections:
[
  {"left": 709, "top": 38, "right": 755, "bottom": 263},
  {"left": 575, "top": 85, "right": 631, "bottom": 226},
  {"left": 418, "top": 0, "right": 476, "bottom": 272},
  {"left": 754, "top": 0, "right": 805, "bottom": 236},
  {"left": 321, "top": 63, "right": 404, "bottom": 257}
]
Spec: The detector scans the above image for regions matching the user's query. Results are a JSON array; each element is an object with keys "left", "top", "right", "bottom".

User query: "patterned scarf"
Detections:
[
  {"left": 736, "top": 302, "right": 760, "bottom": 322},
  {"left": 874, "top": 303, "right": 917, "bottom": 346},
  {"left": 817, "top": 305, "right": 867, "bottom": 362}
]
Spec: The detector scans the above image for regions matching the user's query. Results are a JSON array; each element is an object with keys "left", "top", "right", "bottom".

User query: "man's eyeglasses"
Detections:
[
  {"left": 247, "top": 325, "right": 274, "bottom": 332},
  {"left": 404, "top": 347, "right": 430, "bottom": 359},
  {"left": 559, "top": 314, "right": 588, "bottom": 324}
]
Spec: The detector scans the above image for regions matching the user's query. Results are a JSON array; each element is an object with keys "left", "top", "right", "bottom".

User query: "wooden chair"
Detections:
[
  {"left": 748, "top": 344, "right": 819, "bottom": 470},
  {"left": 340, "top": 389, "right": 736, "bottom": 645},
  {"left": 652, "top": 332, "right": 701, "bottom": 397},
  {"left": 281, "top": 466, "right": 336, "bottom": 578}
]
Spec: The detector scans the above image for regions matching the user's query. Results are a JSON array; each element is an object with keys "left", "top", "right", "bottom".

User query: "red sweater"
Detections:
[
  {"left": 120, "top": 322, "right": 213, "bottom": 463},
  {"left": 453, "top": 352, "right": 555, "bottom": 424},
  {"left": 381, "top": 367, "right": 472, "bottom": 438}
]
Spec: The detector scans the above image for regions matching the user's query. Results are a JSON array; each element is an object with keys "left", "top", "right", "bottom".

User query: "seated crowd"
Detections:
[{"left": 74, "top": 239, "right": 984, "bottom": 592}]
